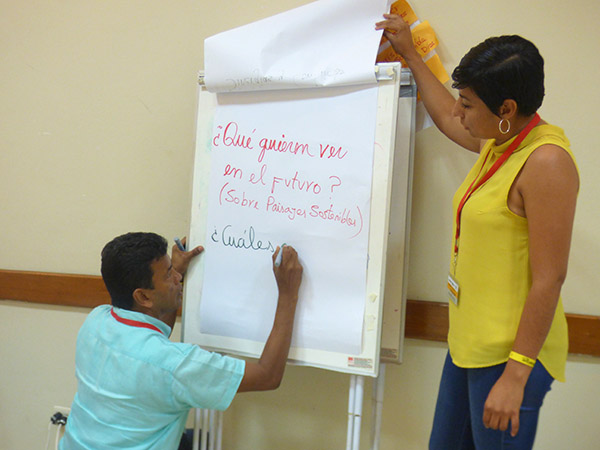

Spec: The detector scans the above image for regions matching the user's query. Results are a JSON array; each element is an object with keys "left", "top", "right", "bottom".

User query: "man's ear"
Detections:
[{"left": 132, "top": 288, "right": 153, "bottom": 310}]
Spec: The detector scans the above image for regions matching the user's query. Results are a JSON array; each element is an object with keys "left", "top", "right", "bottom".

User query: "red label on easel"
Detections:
[{"left": 348, "top": 357, "right": 373, "bottom": 369}]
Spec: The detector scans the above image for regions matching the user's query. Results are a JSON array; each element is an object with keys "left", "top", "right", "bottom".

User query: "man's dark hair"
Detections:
[
  {"left": 451, "top": 35, "right": 545, "bottom": 116},
  {"left": 100, "top": 232, "right": 168, "bottom": 310}
]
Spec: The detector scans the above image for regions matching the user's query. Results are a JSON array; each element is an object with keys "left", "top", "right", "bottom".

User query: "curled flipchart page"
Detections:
[{"left": 204, "top": 0, "right": 391, "bottom": 92}]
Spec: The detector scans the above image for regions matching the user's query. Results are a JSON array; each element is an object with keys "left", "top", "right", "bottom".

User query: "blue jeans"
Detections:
[{"left": 429, "top": 352, "right": 554, "bottom": 450}]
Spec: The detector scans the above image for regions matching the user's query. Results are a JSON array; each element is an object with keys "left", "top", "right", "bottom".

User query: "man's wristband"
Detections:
[{"left": 509, "top": 351, "right": 536, "bottom": 368}]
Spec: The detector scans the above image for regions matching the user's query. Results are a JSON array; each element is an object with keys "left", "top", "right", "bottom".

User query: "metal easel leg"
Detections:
[
  {"left": 208, "top": 410, "right": 215, "bottom": 450},
  {"left": 352, "top": 376, "right": 365, "bottom": 450},
  {"left": 193, "top": 409, "right": 202, "bottom": 450},
  {"left": 200, "top": 409, "right": 209, "bottom": 450},
  {"left": 370, "top": 364, "right": 386, "bottom": 450},
  {"left": 346, "top": 375, "right": 357, "bottom": 450},
  {"left": 215, "top": 410, "right": 223, "bottom": 450},
  {"left": 194, "top": 408, "right": 221, "bottom": 450}
]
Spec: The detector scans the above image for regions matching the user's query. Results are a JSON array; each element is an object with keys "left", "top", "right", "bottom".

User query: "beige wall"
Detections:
[{"left": 1, "top": 1, "right": 598, "bottom": 449}]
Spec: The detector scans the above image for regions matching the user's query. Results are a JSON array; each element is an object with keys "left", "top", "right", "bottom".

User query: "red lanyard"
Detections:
[
  {"left": 111, "top": 307, "right": 164, "bottom": 335},
  {"left": 454, "top": 113, "right": 541, "bottom": 254}
]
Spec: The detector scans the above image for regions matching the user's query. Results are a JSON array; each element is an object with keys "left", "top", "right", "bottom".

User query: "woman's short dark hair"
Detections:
[
  {"left": 451, "top": 35, "right": 544, "bottom": 116},
  {"left": 100, "top": 232, "right": 168, "bottom": 310}
]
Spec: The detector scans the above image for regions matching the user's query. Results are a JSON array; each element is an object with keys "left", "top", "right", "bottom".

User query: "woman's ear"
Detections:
[{"left": 499, "top": 99, "right": 519, "bottom": 119}]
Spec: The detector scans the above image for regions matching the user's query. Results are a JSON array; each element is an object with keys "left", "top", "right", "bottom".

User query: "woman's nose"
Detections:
[{"left": 451, "top": 99, "right": 462, "bottom": 118}]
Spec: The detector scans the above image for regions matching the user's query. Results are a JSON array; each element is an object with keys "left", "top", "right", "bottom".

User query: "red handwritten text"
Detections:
[
  {"left": 223, "top": 164, "right": 243, "bottom": 179},
  {"left": 265, "top": 195, "right": 307, "bottom": 221},
  {"left": 271, "top": 171, "right": 321, "bottom": 195},
  {"left": 310, "top": 204, "right": 357, "bottom": 227},
  {"left": 249, "top": 163, "right": 268, "bottom": 186},
  {"left": 213, "top": 122, "right": 255, "bottom": 150},
  {"left": 311, "top": 204, "right": 364, "bottom": 238},
  {"left": 258, "top": 134, "right": 313, "bottom": 163},
  {"left": 319, "top": 144, "right": 348, "bottom": 160},
  {"left": 223, "top": 187, "right": 259, "bottom": 210}
]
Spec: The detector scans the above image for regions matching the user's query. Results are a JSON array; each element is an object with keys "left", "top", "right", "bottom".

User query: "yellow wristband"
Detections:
[{"left": 509, "top": 351, "right": 536, "bottom": 368}]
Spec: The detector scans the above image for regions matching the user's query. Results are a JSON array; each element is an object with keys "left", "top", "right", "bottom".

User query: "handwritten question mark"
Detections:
[{"left": 329, "top": 175, "right": 341, "bottom": 193}]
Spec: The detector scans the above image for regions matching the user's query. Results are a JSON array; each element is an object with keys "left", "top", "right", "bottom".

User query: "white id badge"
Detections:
[{"left": 447, "top": 273, "right": 459, "bottom": 305}]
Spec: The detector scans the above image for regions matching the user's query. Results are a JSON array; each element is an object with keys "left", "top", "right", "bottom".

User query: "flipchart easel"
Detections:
[{"left": 185, "top": 64, "right": 416, "bottom": 450}]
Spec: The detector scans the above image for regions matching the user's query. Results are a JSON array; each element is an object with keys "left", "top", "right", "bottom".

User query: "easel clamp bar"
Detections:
[{"left": 197, "top": 65, "right": 411, "bottom": 86}]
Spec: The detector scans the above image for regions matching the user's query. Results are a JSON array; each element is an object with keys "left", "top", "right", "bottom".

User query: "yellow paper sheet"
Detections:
[{"left": 376, "top": 0, "right": 449, "bottom": 86}]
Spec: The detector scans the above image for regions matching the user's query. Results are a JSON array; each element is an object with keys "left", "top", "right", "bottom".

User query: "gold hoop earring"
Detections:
[{"left": 499, "top": 119, "right": 511, "bottom": 134}]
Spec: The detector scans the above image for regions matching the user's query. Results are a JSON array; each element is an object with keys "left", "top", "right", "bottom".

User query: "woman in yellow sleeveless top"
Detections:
[{"left": 376, "top": 15, "right": 579, "bottom": 450}]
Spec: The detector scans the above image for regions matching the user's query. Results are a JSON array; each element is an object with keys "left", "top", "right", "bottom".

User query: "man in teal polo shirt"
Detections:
[{"left": 60, "top": 232, "right": 303, "bottom": 449}]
